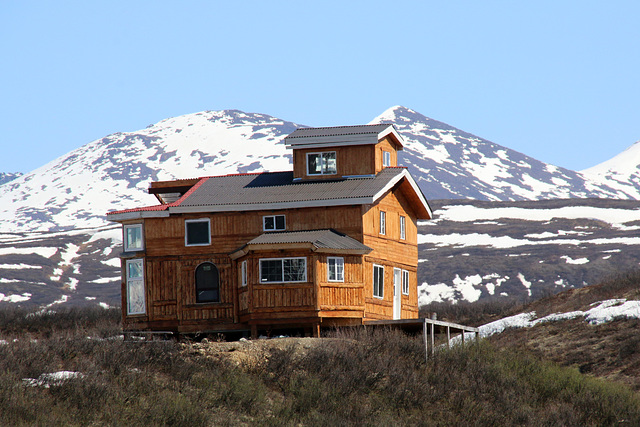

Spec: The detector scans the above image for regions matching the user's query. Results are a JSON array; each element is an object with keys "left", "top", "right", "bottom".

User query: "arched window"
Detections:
[{"left": 195, "top": 262, "right": 220, "bottom": 303}]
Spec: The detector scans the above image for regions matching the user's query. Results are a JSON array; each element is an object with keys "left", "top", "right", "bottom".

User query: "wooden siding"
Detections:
[
  {"left": 292, "top": 145, "right": 375, "bottom": 180},
  {"left": 317, "top": 254, "right": 364, "bottom": 314},
  {"left": 362, "top": 188, "right": 420, "bottom": 319},
  {"left": 143, "top": 205, "right": 363, "bottom": 258}
]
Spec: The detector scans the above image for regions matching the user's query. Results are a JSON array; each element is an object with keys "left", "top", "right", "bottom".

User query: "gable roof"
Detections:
[
  {"left": 107, "top": 167, "right": 432, "bottom": 221},
  {"left": 230, "top": 229, "right": 372, "bottom": 259},
  {"left": 284, "top": 124, "right": 404, "bottom": 150}
]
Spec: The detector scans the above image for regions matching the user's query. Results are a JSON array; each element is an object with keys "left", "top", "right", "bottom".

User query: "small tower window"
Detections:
[
  {"left": 307, "top": 152, "right": 337, "bottom": 175},
  {"left": 383, "top": 151, "right": 391, "bottom": 167}
]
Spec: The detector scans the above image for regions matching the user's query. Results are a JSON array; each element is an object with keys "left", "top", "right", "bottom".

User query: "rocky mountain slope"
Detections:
[
  {"left": 0, "top": 172, "right": 22, "bottom": 186},
  {"left": 1, "top": 106, "right": 639, "bottom": 308},
  {"left": 418, "top": 198, "right": 640, "bottom": 305}
]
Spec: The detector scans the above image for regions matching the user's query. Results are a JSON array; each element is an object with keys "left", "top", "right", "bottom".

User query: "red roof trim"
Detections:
[
  {"left": 106, "top": 204, "right": 169, "bottom": 215},
  {"left": 173, "top": 177, "right": 209, "bottom": 206},
  {"left": 107, "top": 176, "right": 211, "bottom": 215}
]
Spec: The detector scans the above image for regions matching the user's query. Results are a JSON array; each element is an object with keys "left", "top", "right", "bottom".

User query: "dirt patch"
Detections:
[{"left": 179, "top": 337, "right": 332, "bottom": 368}]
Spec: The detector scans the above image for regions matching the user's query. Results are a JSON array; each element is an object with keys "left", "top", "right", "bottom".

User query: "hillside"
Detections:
[
  {"left": 0, "top": 306, "right": 638, "bottom": 425},
  {"left": 418, "top": 198, "right": 640, "bottom": 304},
  {"left": 468, "top": 271, "right": 640, "bottom": 391}
]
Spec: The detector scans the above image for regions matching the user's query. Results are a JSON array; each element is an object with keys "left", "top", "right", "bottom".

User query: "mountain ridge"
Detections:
[{"left": 1, "top": 106, "right": 640, "bottom": 309}]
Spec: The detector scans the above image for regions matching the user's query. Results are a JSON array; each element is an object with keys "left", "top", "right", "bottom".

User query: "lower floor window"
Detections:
[
  {"left": 327, "top": 257, "right": 344, "bottom": 282},
  {"left": 126, "top": 259, "right": 146, "bottom": 315},
  {"left": 402, "top": 269, "right": 410, "bottom": 295},
  {"left": 373, "top": 264, "right": 384, "bottom": 298},
  {"left": 196, "top": 262, "right": 220, "bottom": 303},
  {"left": 260, "top": 257, "right": 306, "bottom": 283}
]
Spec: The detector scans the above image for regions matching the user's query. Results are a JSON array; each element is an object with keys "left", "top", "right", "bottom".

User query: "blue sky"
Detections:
[{"left": 2, "top": 1, "right": 639, "bottom": 173}]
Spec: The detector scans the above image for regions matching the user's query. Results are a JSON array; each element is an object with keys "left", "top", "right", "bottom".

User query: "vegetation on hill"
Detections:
[{"left": 0, "top": 307, "right": 638, "bottom": 425}]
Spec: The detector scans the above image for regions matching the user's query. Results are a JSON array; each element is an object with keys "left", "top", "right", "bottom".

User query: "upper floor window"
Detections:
[
  {"left": 263, "top": 214, "right": 286, "bottom": 231},
  {"left": 124, "top": 224, "right": 144, "bottom": 252},
  {"left": 383, "top": 151, "right": 391, "bottom": 167},
  {"left": 380, "top": 211, "right": 386, "bottom": 235},
  {"left": 185, "top": 218, "right": 211, "bottom": 246},
  {"left": 307, "top": 152, "right": 337, "bottom": 175},
  {"left": 195, "top": 262, "right": 219, "bottom": 303},
  {"left": 373, "top": 264, "right": 384, "bottom": 298},
  {"left": 327, "top": 257, "right": 344, "bottom": 282},
  {"left": 260, "top": 257, "right": 306, "bottom": 283},
  {"left": 400, "top": 216, "right": 406, "bottom": 240}
]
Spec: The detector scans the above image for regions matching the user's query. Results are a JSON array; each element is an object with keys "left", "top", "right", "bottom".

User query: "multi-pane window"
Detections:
[
  {"left": 380, "top": 211, "right": 386, "bottom": 235},
  {"left": 400, "top": 216, "right": 406, "bottom": 240},
  {"left": 327, "top": 257, "right": 344, "bottom": 282},
  {"left": 373, "top": 264, "right": 384, "bottom": 298},
  {"left": 185, "top": 219, "right": 211, "bottom": 246},
  {"left": 195, "top": 262, "right": 219, "bottom": 303},
  {"left": 240, "top": 260, "right": 247, "bottom": 287},
  {"left": 263, "top": 215, "right": 286, "bottom": 231},
  {"left": 402, "top": 269, "right": 410, "bottom": 295},
  {"left": 383, "top": 151, "right": 391, "bottom": 167},
  {"left": 126, "top": 259, "right": 145, "bottom": 315},
  {"left": 307, "top": 152, "right": 337, "bottom": 175},
  {"left": 124, "top": 224, "right": 144, "bottom": 251},
  {"left": 260, "top": 257, "right": 306, "bottom": 283}
]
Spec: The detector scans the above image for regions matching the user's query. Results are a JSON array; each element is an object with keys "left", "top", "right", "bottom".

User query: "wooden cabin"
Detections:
[{"left": 107, "top": 124, "right": 432, "bottom": 337}]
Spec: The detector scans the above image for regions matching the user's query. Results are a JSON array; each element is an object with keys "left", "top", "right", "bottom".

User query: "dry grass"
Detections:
[{"left": 0, "top": 306, "right": 639, "bottom": 425}]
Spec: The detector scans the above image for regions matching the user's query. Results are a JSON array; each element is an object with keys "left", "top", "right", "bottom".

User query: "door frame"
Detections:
[{"left": 393, "top": 267, "right": 402, "bottom": 319}]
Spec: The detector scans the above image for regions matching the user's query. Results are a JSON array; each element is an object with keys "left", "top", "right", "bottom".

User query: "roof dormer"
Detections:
[{"left": 284, "top": 124, "right": 404, "bottom": 180}]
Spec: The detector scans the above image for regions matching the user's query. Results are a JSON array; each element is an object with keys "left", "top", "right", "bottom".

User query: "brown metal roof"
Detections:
[
  {"left": 176, "top": 168, "right": 406, "bottom": 208},
  {"left": 285, "top": 124, "right": 394, "bottom": 139},
  {"left": 246, "top": 229, "right": 372, "bottom": 252}
]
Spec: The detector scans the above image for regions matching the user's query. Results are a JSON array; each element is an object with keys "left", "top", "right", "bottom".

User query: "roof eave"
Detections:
[
  {"left": 106, "top": 210, "right": 170, "bottom": 222},
  {"left": 379, "top": 126, "right": 405, "bottom": 150},
  {"left": 169, "top": 196, "right": 376, "bottom": 214}
]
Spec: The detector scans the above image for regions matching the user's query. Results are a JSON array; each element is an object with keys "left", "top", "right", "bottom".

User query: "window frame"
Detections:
[
  {"left": 195, "top": 262, "right": 220, "bottom": 304},
  {"left": 306, "top": 151, "right": 337, "bottom": 176},
  {"left": 126, "top": 258, "right": 146, "bottom": 315},
  {"left": 259, "top": 257, "right": 307, "bottom": 284},
  {"left": 263, "top": 214, "right": 286, "bottom": 231},
  {"left": 400, "top": 215, "right": 406, "bottom": 240},
  {"left": 185, "top": 218, "right": 211, "bottom": 247},
  {"left": 373, "top": 264, "right": 384, "bottom": 299},
  {"left": 402, "top": 269, "right": 410, "bottom": 295},
  {"left": 240, "top": 260, "right": 247, "bottom": 287},
  {"left": 327, "top": 256, "right": 344, "bottom": 282},
  {"left": 383, "top": 150, "right": 391, "bottom": 167},
  {"left": 379, "top": 211, "right": 386, "bottom": 236},
  {"left": 123, "top": 223, "right": 144, "bottom": 252}
]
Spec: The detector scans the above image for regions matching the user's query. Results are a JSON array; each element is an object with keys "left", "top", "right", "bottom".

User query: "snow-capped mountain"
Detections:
[
  {"left": 1, "top": 106, "right": 637, "bottom": 234},
  {"left": 372, "top": 106, "right": 639, "bottom": 200},
  {"left": 1, "top": 106, "right": 639, "bottom": 309},
  {"left": 580, "top": 139, "right": 640, "bottom": 195},
  {"left": 0, "top": 110, "right": 298, "bottom": 233}
]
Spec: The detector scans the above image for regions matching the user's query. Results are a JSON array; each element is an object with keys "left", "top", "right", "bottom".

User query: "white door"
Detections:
[{"left": 393, "top": 268, "right": 402, "bottom": 319}]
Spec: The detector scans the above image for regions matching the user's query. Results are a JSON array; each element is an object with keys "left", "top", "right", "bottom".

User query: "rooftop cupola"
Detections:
[{"left": 284, "top": 124, "right": 404, "bottom": 181}]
